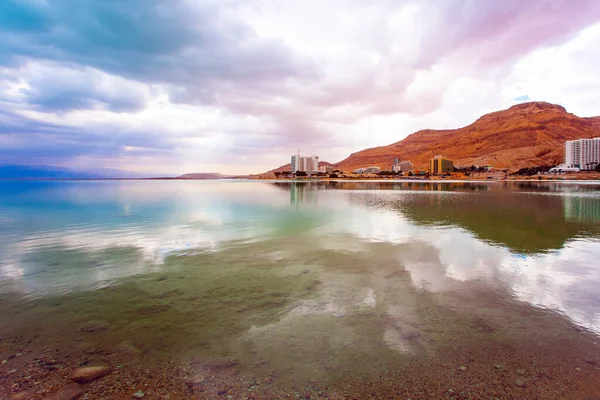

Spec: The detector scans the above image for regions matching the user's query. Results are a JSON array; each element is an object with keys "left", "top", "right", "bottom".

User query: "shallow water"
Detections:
[{"left": 1, "top": 180, "right": 600, "bottom": 385}]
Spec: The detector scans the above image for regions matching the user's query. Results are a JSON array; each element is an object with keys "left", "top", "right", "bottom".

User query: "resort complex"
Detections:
[{"left": 291, "top": 151, "right": 320, "bottom": 173}]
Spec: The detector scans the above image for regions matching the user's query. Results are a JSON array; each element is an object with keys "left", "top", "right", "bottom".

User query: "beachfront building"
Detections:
[
  {"left": 430, "top": 155, "right": 454, "bottom": 175},
  {"left": 392, "top": 158, "right": 414, "bottom": 173},
  {"left": 564, "top": 138, "right": 600, "bottom": 170},
  {"left": 291, "top": 151, "right": 320, "bottom": 173},
  {"left": 319, "top": 165, "right": 334, "bottom": 174},
  {"left": 354, "top": 166, "right": 381, "bottom": 174}
]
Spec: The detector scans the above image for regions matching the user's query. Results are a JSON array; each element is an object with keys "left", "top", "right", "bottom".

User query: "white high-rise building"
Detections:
[
  {"left": 564, "top": 138, "right": 600, "bottom": 169},
  {"left": 291, "top": 151, "right": 320, "bottom": 173}
]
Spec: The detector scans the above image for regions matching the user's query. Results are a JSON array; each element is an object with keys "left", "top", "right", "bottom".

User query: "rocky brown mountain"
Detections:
[{"left": 334, "top": 102, "right": 600, "bottom": 171}]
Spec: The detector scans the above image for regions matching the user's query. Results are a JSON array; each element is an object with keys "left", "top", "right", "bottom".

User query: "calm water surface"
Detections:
[{"left": 1, "top": 180, "right": 600, "bottom": 381}]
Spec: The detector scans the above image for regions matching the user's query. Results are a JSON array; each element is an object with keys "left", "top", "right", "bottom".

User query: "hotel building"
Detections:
[
  {"left": 291, "top": 151, "right": 320, "bottom": 173},
  {"left": 430, "top": 155, "right": 454, "bottom": 175},
  {"left": 564, "top": 138, "right": 600, "bottom": 170}
]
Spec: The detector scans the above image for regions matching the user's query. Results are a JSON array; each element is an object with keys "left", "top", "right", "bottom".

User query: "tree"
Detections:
[
  {"left": 295, "top": 171, "right": 307, "bottom": 177},
  {"left": 596, "top": 163, "right": 600, "bottom": 172},
  {"left": 407, "top": 171, "right": 413, "bottom": 177}
]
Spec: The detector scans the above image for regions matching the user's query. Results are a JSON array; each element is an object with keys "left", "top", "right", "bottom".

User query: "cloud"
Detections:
[
  {"left": 0, "top": 61, "right": 150, "bottom": 112},
  {"left": 1, "top": 0, "right": 600, "bottom": 173},
  {"left": 0, "top": 0, "right": 312, "bottom": 91}
]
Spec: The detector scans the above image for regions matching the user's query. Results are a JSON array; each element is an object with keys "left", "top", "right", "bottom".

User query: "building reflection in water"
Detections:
[
  {"left": 289, "top": 182, "right": 318, "bottom": 207},
  {"left": 564, "top": 195, "right": 600, "bottom": 222}
]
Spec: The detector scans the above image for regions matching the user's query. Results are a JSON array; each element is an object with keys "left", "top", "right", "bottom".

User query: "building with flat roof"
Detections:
[
  {"left": 291, "top": 151, "right": 320, "bottom": 173},
  {"left": 564, "top": 138, "right": 600, "bottom": 170},
  {"left": 392, "top": 159, "right": 413, "bottom": 173},
  {"left": 319, "top": 165, "right": 334, "bottom": 174},
  {"left": 430, "top": 156, "right": 454, "bottom": 175},
  {"left": 353, "top": 166, "right": 381, "bottom": 174}
]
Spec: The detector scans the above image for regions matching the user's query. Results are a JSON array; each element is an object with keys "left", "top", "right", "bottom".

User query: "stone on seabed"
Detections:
[
  {"left": 45, "top": 383, "right": 84, "bottom": 400},
  {"left": 70, "top": 365, "right": 112, "bottom": 383}
]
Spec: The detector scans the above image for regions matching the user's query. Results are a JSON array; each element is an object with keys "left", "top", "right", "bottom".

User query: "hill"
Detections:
[{"left": 333, "top": 102, "right": 600, "bottom": 172}]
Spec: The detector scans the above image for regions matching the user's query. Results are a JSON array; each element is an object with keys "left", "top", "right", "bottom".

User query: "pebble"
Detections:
[
  {"left": 1, "top": 360, "right": 7, "bottom": 365},
  {"left": 575, "top": 367, "right": 582, "bottom": 372},
  {"left": 70, "top": 365, "right": 112, "bottom": 383},
  {"left": 458, "top": 365, "right": 467, "bottom": 371},
  {"left": 8, "top": 369, "right": 17, "bottom": 374},
  {"left": 516, "top": 369, "right": 526, "bottom": 376},
  {"left": 515, "top": 378, "right": 526, "bottom": 387},
  {"left": 188, "top": 374, "right": 206, "bottom": 384},
  {"left": 132, "top": 391, "right": 145, "bottom": 399},
  {"left": 45, "top": 382, "right": 84, "bottom": 400},
  {"left": 9, "top": 392, "right": 31, "bottom": 400}
]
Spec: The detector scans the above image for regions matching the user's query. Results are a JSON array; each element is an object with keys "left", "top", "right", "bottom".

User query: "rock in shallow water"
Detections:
[
  {"left": 515, "top": 378, "right": 526, "bottom": 387},
  {"left": 9, "top": 392, "right": 32, "bottom": 400},
  {"left": 70, "top": 365, "right": 112, "bottom": 383},
  {"left": 45, "top": 383, "right": 84, "bottom": 400}
]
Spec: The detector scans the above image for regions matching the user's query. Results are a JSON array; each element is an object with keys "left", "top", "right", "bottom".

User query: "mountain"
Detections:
[
  {"left": 333, "top": 102, "right": 600, "bottom": 171},
  {"left": 176, "top": 173, "right": 233, "bottom": 179},
  {"left": 0, "top": 165, "right": 153, "bottom": 179}
]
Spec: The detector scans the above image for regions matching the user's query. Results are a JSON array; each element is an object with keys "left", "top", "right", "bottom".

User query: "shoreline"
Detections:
[
  {"left": 2, "top": 176, "right": 600, "bottom": 182},
  {"left": 2, "top": 284, "right": 600, "bottom": 400},
  {"left": 2, "top": 239, "right": 600, "bottom": 399}
]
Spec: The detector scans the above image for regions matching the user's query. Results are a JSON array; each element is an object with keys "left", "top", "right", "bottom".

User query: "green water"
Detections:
[{"left": 1, "top": 180, "right": 600, "bottom": 383}]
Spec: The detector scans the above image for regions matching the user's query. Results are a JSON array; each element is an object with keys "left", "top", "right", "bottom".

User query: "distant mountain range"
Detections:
[
  {"left": 263, "top": 102, "right": 600, "bottom": 174},
  {"left": 0, "top": 165, "right": 157, "bottom": 179},
  {"left": 0, "top": 165, "right": 236, "bottom": 180}
]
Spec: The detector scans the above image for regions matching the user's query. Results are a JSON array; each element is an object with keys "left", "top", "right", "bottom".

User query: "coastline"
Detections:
[{"left": 2, "top": 175, "right": 600, "bottom": 182}]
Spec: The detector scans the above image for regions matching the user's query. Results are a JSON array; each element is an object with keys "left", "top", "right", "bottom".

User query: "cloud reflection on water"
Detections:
[{"left": 0, "top": 180, "right": 600, "bottom": 336}]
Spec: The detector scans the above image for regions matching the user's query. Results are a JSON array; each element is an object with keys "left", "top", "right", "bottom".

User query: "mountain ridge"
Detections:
[{"left": 332, "top": 102, "right": 600, "bottom": 172}]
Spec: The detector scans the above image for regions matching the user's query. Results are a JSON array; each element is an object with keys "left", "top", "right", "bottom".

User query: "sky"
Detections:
[{"left": 1, "top": 0, "right": 600, "bottom": 175}]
